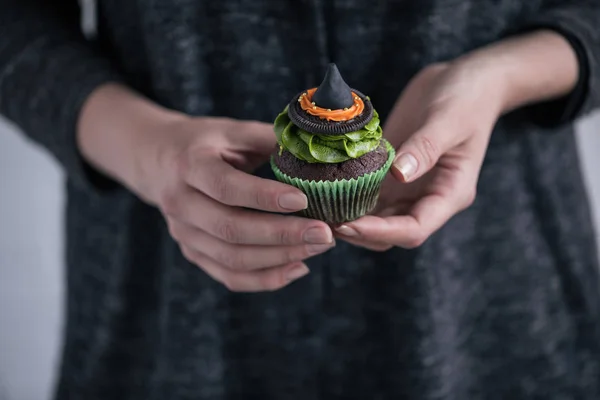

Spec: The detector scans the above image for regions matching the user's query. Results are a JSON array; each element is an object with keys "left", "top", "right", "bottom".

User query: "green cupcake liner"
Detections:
[{"left": 271, "top": 139, "right": 395, "bottom": 224}]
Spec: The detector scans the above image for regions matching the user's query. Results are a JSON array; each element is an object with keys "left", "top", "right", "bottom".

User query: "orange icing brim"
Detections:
[{"left": 299, "top": 88, "right": 364, "bottom": 121}]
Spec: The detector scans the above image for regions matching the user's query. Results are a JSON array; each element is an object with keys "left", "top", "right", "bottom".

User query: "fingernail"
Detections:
[
  {"left": 279, "top": 193, "right": 308, "bottom": 210},
  {"left": 307, "top": 242, "right": 335, "bottom": 256},
  {"left": 286, "top": 264, "right": 310, "bottom": 282},
  {"left": 303, "top": 226, "right": 333, "bottom": 244},
  {"left": 393, "top": 153, "right": 418, "bottom": 181},
  {"left": 335, "top": 224, "right": 358, "bottom": 237}
]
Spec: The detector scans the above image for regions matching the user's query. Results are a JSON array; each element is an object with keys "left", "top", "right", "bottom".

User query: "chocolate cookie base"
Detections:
[{"left": 272, "top": 141, "right": 388, "bottom": 182}]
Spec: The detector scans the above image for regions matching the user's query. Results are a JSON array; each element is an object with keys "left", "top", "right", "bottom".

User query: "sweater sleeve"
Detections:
[
  {"left": 514, "top": 1, "right": 600, "bottom": 127},
  {"left": 0, "top": 0, "right": 124, "bottom": 192}
]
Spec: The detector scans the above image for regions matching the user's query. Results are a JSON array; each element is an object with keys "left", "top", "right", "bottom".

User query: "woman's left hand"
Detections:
[
  {"left": 338, "top": 30, "right": 579, "bottom": 251},
  {"left": 334, "top": 60, "right": 505, "bottom": 251}
]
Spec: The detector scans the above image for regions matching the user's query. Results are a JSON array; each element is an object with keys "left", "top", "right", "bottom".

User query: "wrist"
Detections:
[
  {"left": 447, "top": 54, "right": 507, "bottom": 123},
  {"left": 77, "top": 83, "right": 185, "bottom": 199},
  {"left": 454, "top": 30, "right": 579, "bottom": 115},
  {"left": 451, "top": 47, "right": 514, "bottom": 118}
]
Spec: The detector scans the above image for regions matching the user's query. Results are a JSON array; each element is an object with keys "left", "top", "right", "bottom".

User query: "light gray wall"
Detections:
[
  {"left": 0, "top": 113, "right": 599, "bottom": 400},
  {"left": 0, "top": 118, "right": 64, "bottom": 400}
]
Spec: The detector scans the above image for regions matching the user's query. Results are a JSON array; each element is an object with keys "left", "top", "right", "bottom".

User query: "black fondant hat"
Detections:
[
  {"left": 287, "top": 63, "right": 373, "bottom": 135},
  {"left": 312, "top": 64, "right": 354, "bottom": 110}
]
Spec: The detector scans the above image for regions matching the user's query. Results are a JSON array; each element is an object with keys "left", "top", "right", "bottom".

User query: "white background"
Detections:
[{"left": 0, "top": 113, "right": 599, "bottom": 400}]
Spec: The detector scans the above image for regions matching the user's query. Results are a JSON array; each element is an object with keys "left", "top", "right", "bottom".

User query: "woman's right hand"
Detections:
[{"left": 78, "top": 84, "right": 335, "bottom": 292}]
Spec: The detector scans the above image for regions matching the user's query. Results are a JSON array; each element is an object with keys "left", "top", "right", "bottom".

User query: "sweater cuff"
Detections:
[
  {"left": 0, "top": 37, "right": 125, "bottom": 194},
  {"left": 512, "top": 8, "right": 599, "bottom": 127}
]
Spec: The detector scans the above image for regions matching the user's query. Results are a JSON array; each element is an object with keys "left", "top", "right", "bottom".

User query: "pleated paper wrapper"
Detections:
[{"left": 271, "top": 139, "right": 395, "bottom": 224}]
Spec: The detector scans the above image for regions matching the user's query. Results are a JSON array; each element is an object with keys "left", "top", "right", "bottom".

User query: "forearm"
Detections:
[
  {"left": 455, "top": 30, "right": 579, "bottom": 114},
  {"left": 76, "top": 83, "right": 184, "bottom": 195}
]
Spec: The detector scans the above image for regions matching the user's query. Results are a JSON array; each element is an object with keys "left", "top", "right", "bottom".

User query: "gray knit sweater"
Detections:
[{"left": 1, "top": 1, "right": 600, "bottom": 399}]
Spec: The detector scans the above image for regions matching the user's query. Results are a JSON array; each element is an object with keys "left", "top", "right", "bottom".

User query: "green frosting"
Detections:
[{"left": 273, "top": 106, "right": 383, "bottom": 163}]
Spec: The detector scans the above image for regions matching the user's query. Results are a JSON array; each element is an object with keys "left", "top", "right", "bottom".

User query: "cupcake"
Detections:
[{"left": 270, "top": 63, "right": 395, "bottom": 224}]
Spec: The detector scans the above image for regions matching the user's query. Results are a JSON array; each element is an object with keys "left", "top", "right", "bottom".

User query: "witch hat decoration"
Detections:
[
  {"left": 287, "top": 63, "right": 374, "bottom": 135},
  {"left": 312, "top": 63, "right": 355, "bottom": 110}
]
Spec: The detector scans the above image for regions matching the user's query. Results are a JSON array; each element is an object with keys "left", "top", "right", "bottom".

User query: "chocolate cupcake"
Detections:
[{"left": 270, "top": 63, "right": 394, "bottom": 224}]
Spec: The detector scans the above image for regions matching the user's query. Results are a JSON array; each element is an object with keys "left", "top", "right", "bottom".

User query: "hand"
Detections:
[
  {"left": 335, "top": 61, "right": 501, "bottom": 250},
  {"left": 152, "top": 117, "right": 338, "bottom": 291},
  {"left": 78, "top": 85, "right": 335, "bottom": 292},
  {"left": 334, "top": 30, "right": 579, "bottom": 251}
]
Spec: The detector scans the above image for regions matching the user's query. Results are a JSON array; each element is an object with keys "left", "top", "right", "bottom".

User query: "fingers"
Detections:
[
  {"left": 180, "top": 245, "right": 310, "bottom": 292},
  {"left": 162, "top": 187, "right": 333, "bottom": 246},
  {"left": 371, "top": 201, "right": 413, "bottom": 217},
  {"left": 168, "top": 218, "right": 335, "bottom": 270},
  {"left": 333, "top": 222, "right": 392, "bottom": 252},
  {"left": 337, "top": 190, "right": 474, "bottom": 248},
  {"left": 337, "top": 215, "right": 426, "bottom": 249},
  {"left": 391, "top": 120, "right": 460, "bottom": 183},
  {"left": 181, "top": 155, "right": 308, "bottom": 213},
  {"left": 223, "top": 119, "right": 279, "bottom": 156},
  {"left": 333, "top": 232, "right": 392, "bottom": 252}
]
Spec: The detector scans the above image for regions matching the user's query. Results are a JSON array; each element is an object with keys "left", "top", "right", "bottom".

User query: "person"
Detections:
[{"left": 1, "top": 0, "right": 599, "bottom": 399}]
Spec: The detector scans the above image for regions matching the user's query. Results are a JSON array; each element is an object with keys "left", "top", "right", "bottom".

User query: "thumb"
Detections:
[{"left": 391, "top": 121, "right": 456, "bottom": 183}]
